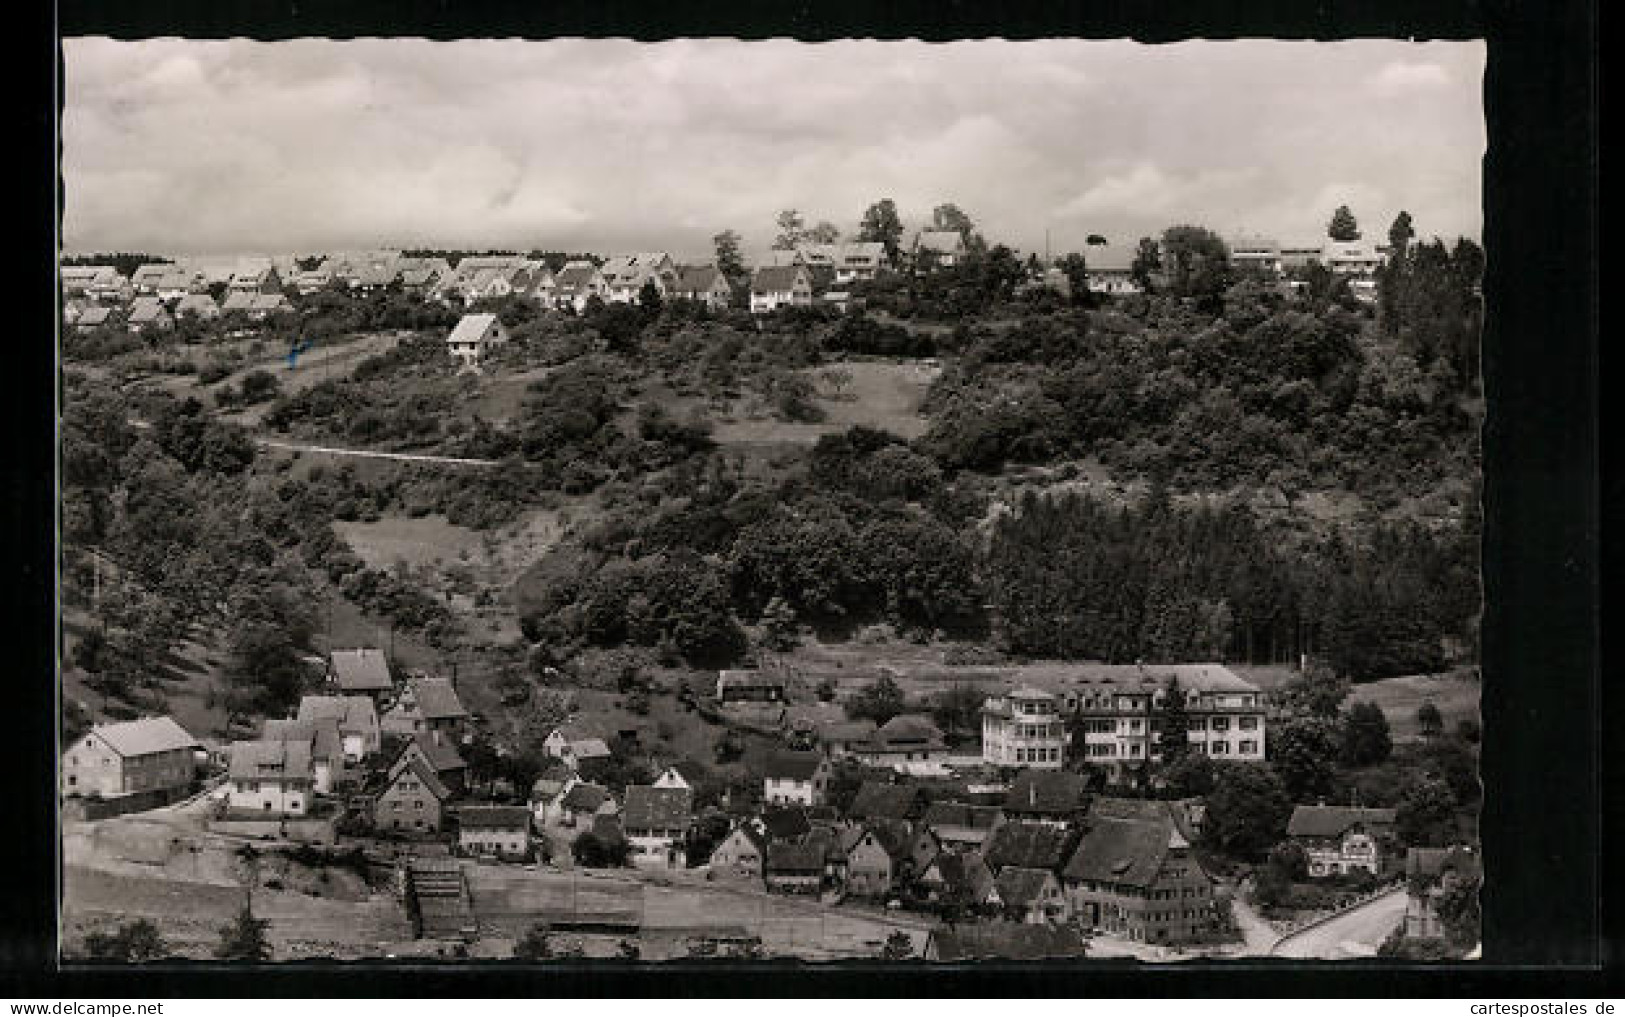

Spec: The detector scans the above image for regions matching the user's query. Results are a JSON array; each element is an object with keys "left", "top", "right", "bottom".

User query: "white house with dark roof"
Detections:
[
  {"left": 226, "top": 739, "right": 315, "bottom": 814},
  {"left": 262, "top": 716, "right": 346, "bottom": 795},
  {"left": 381, "top": 676, "right": 468, "bottom": 741},
  {"left": 550, "top": 261, "right": 608, "bottom": 312},
  {"left": 831, "top": 242, "right": 885, "bottom": 283},
  {"left": 982, "top": 686, "right": 1067, "bottom": 770},
  {"left": 61, "top": 716, "right": 199, "bottom": 800},
  {"left": 672, "top": 266, "right": 733, "bottom": 309},
  {"left": 1083, "top": 245, "right": 1143, "bottom": 295},
  {"left": 749, "top": 264, "right": 813, "bottom": 314},
  {"left": 1287, "top": 804, "right": 1398, "bottom": 877},
  {"left": 600, "top": 253, "right": 677, "bottom": 304},
  {"left": 228, "top": 259, "right": 282, "bottom": 294},
  {"left": 622, "top": 785, "right": 694, "bottom": 869},
  {"left": 761, "top": 750, "right": 830, "bottom": 807}
]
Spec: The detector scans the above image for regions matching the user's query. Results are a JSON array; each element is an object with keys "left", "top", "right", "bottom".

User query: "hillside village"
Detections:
[{"left": 59, "top": 204, "right": 1484, "bottom": 963}]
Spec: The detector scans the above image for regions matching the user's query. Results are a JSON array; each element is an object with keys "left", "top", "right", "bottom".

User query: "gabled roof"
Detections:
[
  {"left": 296, "top": 695, "right": 378, "bottom": 734},
  {"left": 329, "top": 648, "right": 393, "bottom": 692},
  {"left": 388, "top": 756, "right": 450, "bottom": 801},
  {"left": 262, "top": 717, "right": 342, "bottom": 762},
  {"left": 458, "top": 805, "right": 532, "bottom": 831},
  {"left": 1287, "top": 805, "right": 1397, "bottom": 839},
  {"left": 928, "top": 851, "right": 996, "bottom": 903},
  {"left": 1091, "top": 796, "right": 1204, "bottom": 844},
  {"left": 396, "top": 734, "right": 466, "bottom": 776},
  {"left": 819, "top": 719, "right": 878, "bottom": 744},
  {"left": 228, "top": 739, "right": 313, "bottom": 782},
  {"left": 174, "top": 294, "right": 219, "bottom": 315},
  {"left": 448, "top": 313, "right": 502, "bottom": 346},
  {"left": 984, "top": 822, "right": 1076, "bottom": 873},
  {"left": 1063, "top": 815, "right": 1196, "bottom": 889},
  {"left": 750, "top": 265, "right": 808, "bottom": 294},
  {"left": 83, "top": 716, "right": 198, "bottom": 758},
  {"left": 127, "top": 297, "right": 169, "bottom": 323},
  {"left": 674, "top": 266, "right": 728, "bottom": 293},
  {"left": 222, "top": 291, "right": 257, "bottom": 312},
  {"left": 764, "top": 750, "right": 824, "bottom": 782},
  {"left": 408, "top": 678, "right": 467, "bottom": 720},
  {"left": 848, "top": 781, "right": 921, "bottom": 821},
  {"left": 928, "top": 924, "right": 1088, "bottom": 962},
  {"left": 995, "top": 866, "right": 1058, "bottom": 906},
  {"left": 719, "top": 821, "right": 768, "bottom": 858},
  {"left": 622, "top": 785, "right": 694, "bottom": 830},
  {"left": 766, "top": 840, "right": 825, "bottom": 874},
  {"left": 74, "top": 306, "right": 114, "bottom": 327}
]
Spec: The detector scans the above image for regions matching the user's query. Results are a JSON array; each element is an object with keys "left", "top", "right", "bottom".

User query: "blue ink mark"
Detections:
[{"left": 286, "top": 339, "right": 313, "bottom": 369}]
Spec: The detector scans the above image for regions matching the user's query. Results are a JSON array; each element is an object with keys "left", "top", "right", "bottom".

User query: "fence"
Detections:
[{"left": 1271, "top": 879, "right": 1406, "bottom": 944}]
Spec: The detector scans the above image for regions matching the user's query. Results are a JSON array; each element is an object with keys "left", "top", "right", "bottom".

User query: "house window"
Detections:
[
  {"left": 1239, "top": 716, "right": 1259, "bottom": 730},
  {"left": 1239, "top": 740, "right": 1257, "bottom": 754}
]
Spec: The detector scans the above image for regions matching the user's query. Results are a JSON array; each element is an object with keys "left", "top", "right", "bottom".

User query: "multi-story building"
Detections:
[
  {"left": 1057, "top": 664, "right": 1267, "bottom": 775},
  {"left": 1061, "top": 814, "right": 1218, "bottom": 945},
  {"left": 226, "top": 739, "right": 315, "bottom": 815},
  {"left": 1287, "top": 804, "right": 1397, "bottom": 877},
  {"left": 61, "top": 716, "right": 199, "bottom": 801},
  {"left": 982, "top": 687, "right": 1068, "bottom": 769}
]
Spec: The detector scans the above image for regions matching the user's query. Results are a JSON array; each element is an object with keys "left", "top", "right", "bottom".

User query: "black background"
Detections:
[{"left": 8, "top": 0, "right": 1609, "bottom": 996}]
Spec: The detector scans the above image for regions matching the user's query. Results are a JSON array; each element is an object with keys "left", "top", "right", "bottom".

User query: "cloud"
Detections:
[
  {"left": 60, "top": 38, "right": 1485, "bottom": 258},
  {"left": 1369, "top": 60, "right": 1452, "bottom": 96}
]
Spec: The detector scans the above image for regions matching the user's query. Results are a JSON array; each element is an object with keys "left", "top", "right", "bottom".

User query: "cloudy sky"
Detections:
[{"left": 61, "top": 38, "right": 1484, "bottom": 261}]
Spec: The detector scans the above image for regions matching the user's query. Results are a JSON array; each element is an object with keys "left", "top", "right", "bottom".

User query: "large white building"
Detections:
[
  {"left": 981, "top": 687, "right": 1067, "bottom": 770},
  {"left": 1061, "top": 664, "right": 1267, "bottom": 773}
]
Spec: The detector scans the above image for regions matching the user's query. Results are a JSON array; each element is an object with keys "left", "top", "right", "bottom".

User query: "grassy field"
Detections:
[
  {"left": 333, "top": 514, "right": 488, "bottom": 571},
  {"left": 712, "top": 360, "right": 939, "bottom": 446},
  {"left": 1347, "top": 670, "right": 1480, "bottom": 742}
]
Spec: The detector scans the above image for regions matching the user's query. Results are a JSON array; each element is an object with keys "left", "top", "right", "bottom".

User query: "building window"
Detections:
[{"left": 1239, "top": 716, "right": 1259, "bottom": 730}]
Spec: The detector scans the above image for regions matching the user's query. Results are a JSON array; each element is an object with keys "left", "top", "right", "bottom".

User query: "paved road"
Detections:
[{"left": 1271, "top": 889, "right": 1407, "bottom": 959}]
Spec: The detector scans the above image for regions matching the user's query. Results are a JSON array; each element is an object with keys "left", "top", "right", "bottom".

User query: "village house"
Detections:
[
  {"left": 761, "top": 750, "right": 830, "bottom": 807},
  {"left": 917, "top": 850, "right": 999, "bottom": 912},
  {"left": 715, "top": 669, "right": 785, "bottom": 704},
  {"left": 381, "top": 676, "right": 469, "bottom": 742},
  {"left": 295, "top": 695, "right": 380, "bottom": 763},
  {"left": 817, "top": 719, "right": 878, "bottom": 760},
  {"left": 173, "top": 293, "right": 221, "bottom": 320},
  {"left": 457, "top": 805, "right": 534, "bottom": 860},
  {"left": 748, "top": 264, "right": 813, "bottom": 314},
  {"left": 61, "top": 716, "right": 199, "bottom": 802},
  {"left": 527, "top": 761, "right": 579, "bottom": 826},
  {"left": 389, "top": 734, "right": 469, "bottom": 796},
  {"left": 764, "top": 841, "right": 825, "bottom": 895},
  {"left": 600, "top": 252, "right": 677, "bottom": 304},
  {"left": 840, "top": 824, "right": 908, "bottom": 899},
  {"left": 61, "top": 265, "right": 130, "bottom": 301},
  {"left": 373, "top": 756, "right": 449, "bottom": 834},
  {"left": 446, "top": 313, "right": 511, "bottom": 364},
  {"left": 1287, "top": 804, "right": 1398, "bottom": 878},
  {"left": 652, "top": 760, "right": 708, "bottom": 791},
  {"left": 228, "top": 259, "right": 283, "bottom": 295},
  {"left": 1061, "top": 813, "right": 1217, "bottom": 945},
  {"left": 262, "top": 717, "right": 346, "bottom": 795},
  {"left": 1082, "top": 245, "right": 1143, "bottom": 295},
  {"left": 921, "top": 802, "right": 1006, "bottom": 854},
  {"left": 71, "top": 305, "right": 115, "bottom": 331},
  {"left": 1228, "top": 233, "right": 1284, "bottom": 276},
  {"left": 125, "top": 297, "right": 172, "bottom": 332},
  {"left": 622, "top": 785, "right": 694, "bottom": 869},
  {"left": 671, "top": 266, "right": 734, "bottom": 309},
  {"left": 226, "top": 739, "right": 315, "bottom": 815},
  {"left": 1277, "top": 242, "right": 1326, "bottom": 272},
  {"left": 128, "top": 263, "right": 174, "bottom": 294},
  {"left": 708, "top": 822, "right": 768, "bottom": 884},
  {"left": 1001, "top": 769, "right": 1090, "bottom": 828},
  {"left": 550, "top": 260, "right": 608, "bottom": 312},
  {"left": 1403, "top": 846, "right": 1481, "bottom": 940},
  {"left": 831, "top": 241, "right": 885, "bottom": 283},
  {"left": 983, "top": 821, "right": 1076, "bottom": 876},
  {"left": 327, "top": 647, "right": 395, "bottom": 701},
  {"left": 246, "top": 293, "right": 295, "bottom": 320},
  {"left": 221, "top": 291, "right": 258, "bottom": 316},
  {"left": 153, "top": 269, "right": 201, "bottom": 303},
  {"left": 754, "top": 805, "right": 814, "bottom": 846},
  {"left": 850, "top": 714, "right": 950, "bottom": 768},
  {"left": 1056, "top": 663, "right": 1266, "bottom": 774},
  {"left": 914, "top": 229, "right": 968, "bottom": 268},
  {"left": 292, "top": 264, "right": 334, "bottom": 295},
  {"left": 995, "top": 866, "right": 1070, "bottom": 925},
  {"left": 982, "top": 686, "right": 1068, "bottom": 769},
  {"left": 541, "top": 725, "right": 613, "bottom": 769}
]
